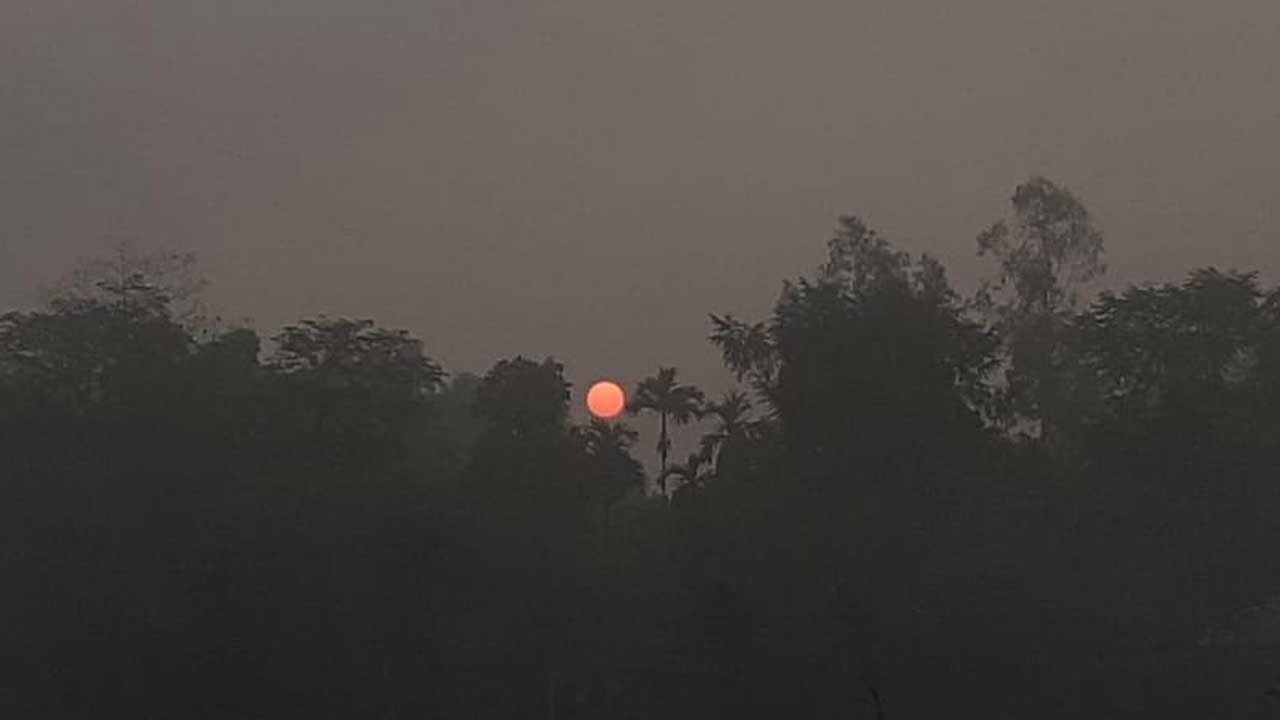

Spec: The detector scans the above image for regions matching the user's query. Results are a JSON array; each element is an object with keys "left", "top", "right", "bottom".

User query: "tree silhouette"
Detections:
[
  {"left": 49, "top": 239, "right": 209, "bottom": 329},
  {"left": 661, "top": 451, "right": 712, "bottom": 498},
  {"left": 575, "top": 419, "right": 646, "bottom": 499},
  {"left": 976, "top": 177, "right": 1106, "bottom": 439},
  {"left": 271, "top": 317, "right": 445, "bottom": 394},
  {"left": 710, "top": 214, "right": 999, "bottom": 477},
  {"left": 574, "top": 419, "right": 646, "bottom": 550},
  {"left": 709, "top": 315, "right": 779, "bottom": 409},
  {"left": 1069, "top": 268, "right": 1269, "bottom": 485},
  {"left": 977, "top": 178, "right": 1105, "bottom": 315},
  {"left": 473, "top": 356, "right": 571, "bottom": 441},
  {"left": 698, "top": 390, "right": 756, "bottom": 477},
  {"left": 466, "top": 356, "right": 586, "bottom": 531},
  {"left": 628, "top": 367, "right": 705, "bottom": 484},
  {"left": 0, "top": 291, "right": 193, "bottom": 415},
  {"left": 577, "top": 419, "right": 644, "bottom": 480},
  {"left": 267, "top": 317, "right": 445, "bottom": 466}
]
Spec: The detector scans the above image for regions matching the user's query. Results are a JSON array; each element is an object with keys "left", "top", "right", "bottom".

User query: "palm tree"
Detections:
[
  {"left": 698, "top": 390, "right": 756, "bottom": 474},
  {"left": 628, "top": 367, "right": 705, "bottom": 482},
  {"left": 574, "top": 419, "right": 645, "bottom": 549},
  {"left": 577, "top": 418, "right": 640, "bottom": 457},
  {"left": 575, "top": 419, "right": 645, "bottom": 495},
  {"left": 659, "top": 451, "right": 712, "bottom": 499}
]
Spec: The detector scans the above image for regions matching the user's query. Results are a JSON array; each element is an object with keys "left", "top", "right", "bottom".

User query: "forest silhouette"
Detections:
[{"left": 5, "top": 178, "right": 1280, "bottom": 717}]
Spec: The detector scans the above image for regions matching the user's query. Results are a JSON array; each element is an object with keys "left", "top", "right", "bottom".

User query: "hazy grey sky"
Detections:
[{"left": 4, "top": 0, "right": 1279, "bottom": 414}]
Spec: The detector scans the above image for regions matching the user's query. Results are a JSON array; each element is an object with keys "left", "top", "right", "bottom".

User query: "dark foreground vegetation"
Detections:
[{"left": 5, "top": 178, "right": 1280, "bottom": 717}]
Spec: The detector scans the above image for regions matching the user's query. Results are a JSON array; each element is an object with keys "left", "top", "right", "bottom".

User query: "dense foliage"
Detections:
[{"left": 5, "top": 180, "right": 1280, "bottom": 717}]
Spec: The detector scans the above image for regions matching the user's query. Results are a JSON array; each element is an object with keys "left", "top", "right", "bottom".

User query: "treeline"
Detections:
[{"left": 4, "top": 178, "right": 1280, "bottom": 717}]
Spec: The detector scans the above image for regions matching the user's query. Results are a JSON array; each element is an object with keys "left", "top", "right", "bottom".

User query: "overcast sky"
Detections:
[{"left": 3, "top": 1, "right": 1279, "bottom": 422}]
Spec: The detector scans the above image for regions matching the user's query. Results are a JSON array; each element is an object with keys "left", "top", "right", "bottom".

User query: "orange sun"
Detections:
[{"left": 586, "top": 380, "right": 626, "bottom": 419}]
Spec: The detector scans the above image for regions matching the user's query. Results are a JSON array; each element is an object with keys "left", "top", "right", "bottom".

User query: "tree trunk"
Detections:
[{"left": 659, "top": 412, "right": 669, "bottom": 474}]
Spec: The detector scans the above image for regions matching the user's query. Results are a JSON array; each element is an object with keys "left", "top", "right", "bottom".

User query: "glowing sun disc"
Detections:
[{"left": 587, "top": 380, "right": 626, "bottom": 419}]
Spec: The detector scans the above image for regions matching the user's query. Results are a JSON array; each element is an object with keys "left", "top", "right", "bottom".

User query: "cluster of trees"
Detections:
[{"left": 4, "top": 179, "right": 1280, "bottom": 718}]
